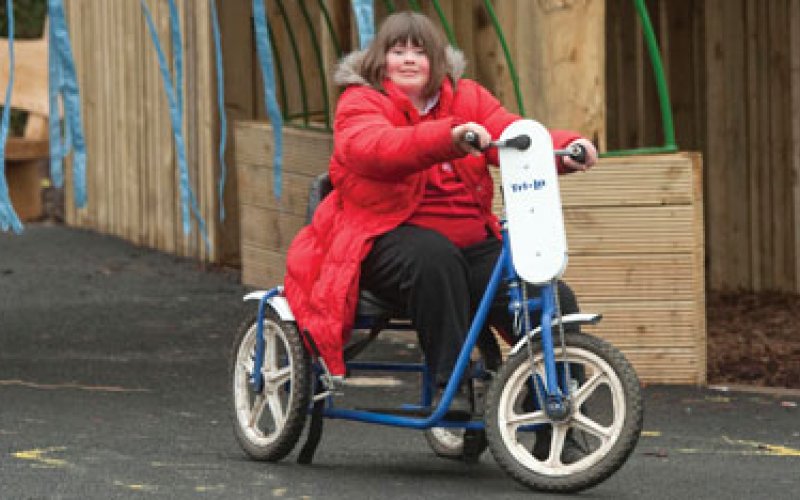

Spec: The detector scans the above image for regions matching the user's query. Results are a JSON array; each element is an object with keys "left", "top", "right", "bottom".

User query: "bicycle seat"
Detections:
[{"left": 306, "top": 173, "right": 407, "bottom": 321}]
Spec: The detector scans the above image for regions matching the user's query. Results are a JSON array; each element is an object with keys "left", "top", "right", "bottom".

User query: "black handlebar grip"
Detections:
[
  {"left": 463, "top": 130, "right": 483, "bottom": 151},
  {"left": 504, "top": 135, "right": 531, "bottom": 151},
  {"left": 569, "top": 144, "right": 587, "bottom": 164}
]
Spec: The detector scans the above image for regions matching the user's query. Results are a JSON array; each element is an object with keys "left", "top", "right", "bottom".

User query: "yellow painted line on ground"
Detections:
[
  {"left": 722, "top": 436, "right": 800, "bottom": 457},
  {"left": 195, "top": 485, "right": 225, "bottom": 492},
  {"left": 150, "top": 461, "right": 222, "bottom": 469},
  {"left": 11, "top": 447, "right": 69, "bottom": 468},
  {"left": 113, "top": 481, "right": 158, "bottom": 492},
  {"left": 0, "top": 379, "right": 150, "bottom": 393},
  {"left": 641, "top": 430, "right": 662, "bottom": 437}
]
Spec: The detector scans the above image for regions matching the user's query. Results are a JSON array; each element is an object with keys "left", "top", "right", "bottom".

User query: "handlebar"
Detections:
[
  {"left": 463, "top": 131, "right": 587, "bottom": 164},
  {"left": 554, "top": 144, "right": 587, "bottom": 164}
]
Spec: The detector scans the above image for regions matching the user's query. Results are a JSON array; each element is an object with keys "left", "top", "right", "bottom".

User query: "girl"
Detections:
[{"left": 284, "top": 12, "right": 597, "bottom": 414}]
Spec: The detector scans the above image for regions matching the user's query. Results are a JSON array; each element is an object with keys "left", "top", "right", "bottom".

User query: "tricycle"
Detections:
[{"left": 230, "top": 119, "right": 643, "bottom": 493}]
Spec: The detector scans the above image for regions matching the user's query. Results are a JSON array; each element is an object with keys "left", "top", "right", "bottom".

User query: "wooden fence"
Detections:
[
  {"left": 237, "top": 123, "right": 706, "bottom": 384},
  {"left": 607, "top": 0, "right": 800, "bottom": 292},
  {"left": 64, "top": 0, "right": 219, "bottom": 261}
]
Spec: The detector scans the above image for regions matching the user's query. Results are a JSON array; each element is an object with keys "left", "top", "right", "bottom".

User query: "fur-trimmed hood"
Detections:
[{"left": 333, "top": 45, "right": 467, "bottom": 88}]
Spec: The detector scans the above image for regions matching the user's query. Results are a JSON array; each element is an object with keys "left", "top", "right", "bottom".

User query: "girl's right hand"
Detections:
[{"left": 452, "top": 122, "right": 491, "bottom": 156}]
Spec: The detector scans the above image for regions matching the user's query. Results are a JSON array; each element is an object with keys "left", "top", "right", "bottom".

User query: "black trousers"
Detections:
[{"left": 360, "top": 225, "right": 578, "bottom": 385}]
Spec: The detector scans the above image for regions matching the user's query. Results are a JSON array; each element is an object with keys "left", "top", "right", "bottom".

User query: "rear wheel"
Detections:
[
  {"left": 485, "top": 332, "right": 642, "bottom": 493},
  {"left": 230, "top": 309, "right": 311, "bottom": 461}
]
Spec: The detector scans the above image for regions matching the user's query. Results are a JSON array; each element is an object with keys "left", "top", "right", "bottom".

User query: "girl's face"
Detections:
[{"left": 384, "top": 39, "right": 430, "bottom": 97}]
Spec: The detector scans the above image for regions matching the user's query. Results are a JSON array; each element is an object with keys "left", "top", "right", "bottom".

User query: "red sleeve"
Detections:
[
  {"left": 549, "top": 129, "right": 583, "bottom": 174},
  {"left": 333, "top": 87, "right": 464, "bottom": 180}
]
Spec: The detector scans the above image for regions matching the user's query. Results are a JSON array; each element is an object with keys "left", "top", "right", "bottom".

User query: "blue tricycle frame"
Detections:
[{"left": 252, "top": 221, "right": 596, "bottom": 432}]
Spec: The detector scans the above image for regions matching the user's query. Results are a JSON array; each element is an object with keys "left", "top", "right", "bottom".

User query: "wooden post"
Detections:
[
  {"left": 792, "top": 0, "right": 800, "bottom": 291},
  {"left": 217, "top": 0, "right": 257, "bottom": 265},
  {"left": 511, "top": 0, "right": 606, "bottom": 148}
]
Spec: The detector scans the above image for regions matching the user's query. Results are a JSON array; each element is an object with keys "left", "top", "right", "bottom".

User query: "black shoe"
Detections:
[{"left": 532, "top": 428, "right": 587, "bottom": 464}]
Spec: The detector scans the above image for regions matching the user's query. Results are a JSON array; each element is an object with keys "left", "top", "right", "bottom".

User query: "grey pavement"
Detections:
[{"left": 1, "top": 224, "right": 799, "bottom": 499}]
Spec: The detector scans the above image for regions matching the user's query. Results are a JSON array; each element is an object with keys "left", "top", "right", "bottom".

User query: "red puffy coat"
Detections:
[{"left": 284, "top": 49, "right": 580, "bottom": 375}]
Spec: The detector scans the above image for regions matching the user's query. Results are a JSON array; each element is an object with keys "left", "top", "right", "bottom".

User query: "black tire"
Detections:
[
  {"left": 485, "top": 332, "right": 643, "bottom": 493},
  {"left": 230, "top": 309, "right": 311, "bottom": 461}
]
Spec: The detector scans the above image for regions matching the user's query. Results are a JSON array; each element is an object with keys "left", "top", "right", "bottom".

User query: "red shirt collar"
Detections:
[{"left": 382, "top": 77, "right": 455, "bottom": 121}]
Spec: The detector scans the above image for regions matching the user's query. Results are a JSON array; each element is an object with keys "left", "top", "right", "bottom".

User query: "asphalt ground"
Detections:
[{"left": 1, "top": 224, "right": 799, "bottom": 499}]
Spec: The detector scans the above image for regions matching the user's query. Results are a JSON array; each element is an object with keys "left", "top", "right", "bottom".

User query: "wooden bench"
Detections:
[{"left": 1, "top": 29, "right": 49, "bottom": 221}]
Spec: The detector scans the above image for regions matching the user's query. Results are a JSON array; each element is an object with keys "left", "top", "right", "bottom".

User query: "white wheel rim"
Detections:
[
  {"left": 496, "top": 347, "right": 626, "bottom": 476},
  {"left": 233, "top": 320, "right": 294, "bottom": 446}
]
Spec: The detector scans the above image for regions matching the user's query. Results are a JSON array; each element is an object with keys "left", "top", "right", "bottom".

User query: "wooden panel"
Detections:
[
  {"left": 241, "top": 244, "right": 286, "bottom": 289},
  {"left": 239, "top": 205, "right": 305, "bottom": 253},
  {"left": 0, "top": 38, "right": 48, "bottom": 116},
  {"left": 792, "top": 0, "right": 800, "bottom": 289},
  {"left": 560, "top": 154, "right": 694, "bottom": 207},
  {"left": 608, "top": 0, "right": 799, "bottom": 292},
  {"left": 564, "top": 205, "right": 695, "bottom": 254},
  {"left": 513, "top": 0, "right": 606, "bottom": 146},
  {"left": 238, "top": 164, "right": 316, "bottom": 215},
  {"left": 64, "top": 0, "right": 219, "bottom": 262},
  {"left": 234, "top": 121, "right": 332, "bottom": 176},
  {"left": 5, "top": 138, "right": 49, "bottom": 160},
  {"left": 563, "top": 253, "right": 696, "bottom": 303}
]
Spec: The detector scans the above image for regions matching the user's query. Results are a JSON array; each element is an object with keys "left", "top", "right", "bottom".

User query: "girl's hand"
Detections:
[
  {"left": 562, "top": 138, "right": 598, "bottom": 171},
  {"left": 452, "top": 122, "right": 491, "bottom": 156}
]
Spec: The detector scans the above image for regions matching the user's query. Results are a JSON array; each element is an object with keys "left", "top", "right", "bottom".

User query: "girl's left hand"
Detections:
[{"left": 562, "top": 139, "right": 598, "bottom": 171}]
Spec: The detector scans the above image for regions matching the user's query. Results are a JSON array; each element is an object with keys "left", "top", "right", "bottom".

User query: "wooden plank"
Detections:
[
  {"left": 200, "top": 0, "right": 218, "bottom": 262},
  {"left": 559, "top": 154, "right": 694, "bottom": 206},
  {"left": 745, "top": 0, "right": 761, "bottom": 290},
  {"left": 564, "top": 205, "right": 695, "bottom": 254},
  {"left": 491, "top": 154, "right": 695, "bottom": 214},
  {"left": 218, "top": 0, "right": 257, "bottom": 266},
  {"left": 574, "top": 299, "right": 699, "bottom": 344},
  {"left": 241, "top": 244, "right": 287, "bottom": 289},
  {"left": 690, "top": 152, "right": 707, "bottom": 383},
  {"left": 237, "top": 164, "right": 316, "bottom": 216},
  {"left": 792, "top": 0, "right": 800, "bottom": 291},
  {"left": 5, "top": 138, "right": 49, "bottom": 160},
  {"left": 239, "top": 204, "right": 306, "bottom": 253},
  {"left": 705, "top": 0, "right": 749, "bottom": 289},
  {"left": 664, "top": 0, "right": 700, "bottom": 152},
  {"left": 514, "top": 0, "right": 605, "bottom": 145},
  {"left": 771, "top": 0, "right": 794, "bottom": 290},
  {"left": 98, "top": 0, "right": 110, "bottom": 233},
  {"left": 156, "top": 0, "right": 177, "bottom": 255},
  {"left": 756, "top": 2, "right": 772, "bottom": 289},
  {"left": 562, "top": 253, "right": 697, "bottom": 303},
  {"left": 234, "top": 121, "right": 332, "bottom": 176}
]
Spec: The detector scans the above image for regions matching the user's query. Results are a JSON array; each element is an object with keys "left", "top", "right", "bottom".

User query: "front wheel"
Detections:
[
  {"left": 485, "top": 332, "right": 642, "bottom": 493},
  {"left": 230, "top": 309, "right": 311, "bottom": 461}
]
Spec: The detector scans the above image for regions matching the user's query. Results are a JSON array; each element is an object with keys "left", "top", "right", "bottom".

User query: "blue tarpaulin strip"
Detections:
[
  {"left": 352, "top": 0, "right": 375, "bottom": 49},
  {"left": 252, "top": 0, "right": 283, "bottom": 199},
  {"left": 0, "top": 0, "right": 21, "bottom": 233},
  {"left": 167, "top": 0, "right": 183, "bottom": 119},
  {"left": 48, "top": 0, "right": 87, "bottom": 208},
  {"left": 47, "top": 19, "right": 63, "bottom": 189},
  {"left": 140, "top": 0, "right": 209, "bottom": 249},
  {"left": 209, "top": 0, "right": 227, "bottom": 221}
]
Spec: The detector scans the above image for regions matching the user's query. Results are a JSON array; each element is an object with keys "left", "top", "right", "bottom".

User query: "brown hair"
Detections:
[{"left": 358, "top": 12, "right": 449, "bottom": 98}]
